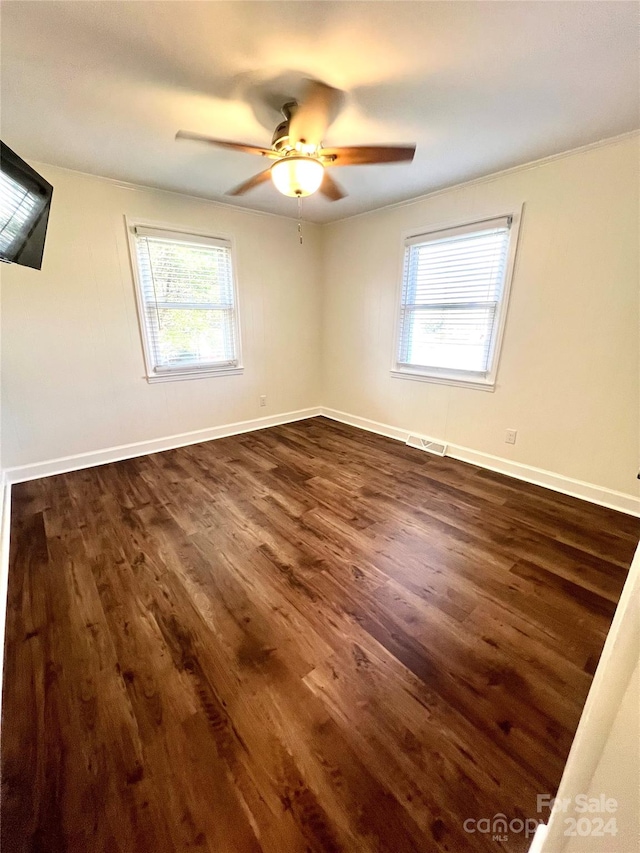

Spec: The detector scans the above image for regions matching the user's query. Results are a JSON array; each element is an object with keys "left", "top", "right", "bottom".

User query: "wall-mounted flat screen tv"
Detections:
[{"left": 0, "top": 142, "right": 53, "bottom": 270}]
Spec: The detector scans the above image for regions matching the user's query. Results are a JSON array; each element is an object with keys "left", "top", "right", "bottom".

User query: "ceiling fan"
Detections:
[{"left": 176, "top": 80, "right": 416, "bottom": 202}]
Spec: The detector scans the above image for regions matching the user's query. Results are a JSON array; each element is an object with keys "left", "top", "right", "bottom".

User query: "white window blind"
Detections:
[
  {"left": 0, "top": 170, "right": 46, "bottom": 256},
  {"left": 396, "top": 216, "right": 513, "bottom": 382},
  {"left": 132, "top": 226, "right": 240, "bottom": 380}
]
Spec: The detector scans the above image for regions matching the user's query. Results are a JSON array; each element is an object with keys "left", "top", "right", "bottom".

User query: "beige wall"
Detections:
[
  {"left": 321, "top": 135, "right": 639, "bottom": 497},
  {"left": 1, "top": 136, "right": 638, "bottom": 504},
  {"left": 1, "top": 165, "right": 322, "bottom": 469}
]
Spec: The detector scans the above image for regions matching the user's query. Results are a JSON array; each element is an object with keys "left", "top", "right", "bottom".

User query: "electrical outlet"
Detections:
[
  {"left": 505, "top": 429, "right": 517, "bottom": 445},
  {"left": 259, "top": 395, "right": 267, "bottom": 407}
]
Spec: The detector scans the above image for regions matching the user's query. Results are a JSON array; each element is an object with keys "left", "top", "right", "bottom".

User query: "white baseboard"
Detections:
[
  {"left": 5, "top": 405, "right": 639, "bottom": 517},
  {"left": 320, "top": 408, "right": 640, "bottom": 518},
  {"left": 5, "top": 407, "right": 322, "bottom": 484}
]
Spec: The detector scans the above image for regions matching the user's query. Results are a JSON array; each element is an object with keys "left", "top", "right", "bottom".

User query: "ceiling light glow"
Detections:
[{"left": 271, "top": 156, "right": 324, "bottom": 197}]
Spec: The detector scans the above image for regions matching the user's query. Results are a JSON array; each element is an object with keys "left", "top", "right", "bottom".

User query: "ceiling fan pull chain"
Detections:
[{"left": 297, "top": 194, "right": 303, "bottom": 244}]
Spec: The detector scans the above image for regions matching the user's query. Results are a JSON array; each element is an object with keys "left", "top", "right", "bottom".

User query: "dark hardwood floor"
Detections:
[{"left": 3, "top": 417, "right": 639, "bottom": 853}]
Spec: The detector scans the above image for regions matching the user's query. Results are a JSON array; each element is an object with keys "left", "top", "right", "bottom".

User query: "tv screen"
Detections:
[{"left": 0, "top": 142, "right": 53, "bottom": 270}]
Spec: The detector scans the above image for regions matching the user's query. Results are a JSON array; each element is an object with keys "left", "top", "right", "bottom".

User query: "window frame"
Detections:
[
  {"left": 391, "top": 208, "right": 522, "bottom": 391},
  {"left": 126, "top": 217, "right": 243, "bottom": 383}
]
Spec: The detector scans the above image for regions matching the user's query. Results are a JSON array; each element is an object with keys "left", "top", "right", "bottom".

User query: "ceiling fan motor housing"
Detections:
[
  {"left": 272, "top": 101, "right": 299, "bottom": 152},
  {"left": 271, "top": 119, "right": 290, "bottom": 151}
]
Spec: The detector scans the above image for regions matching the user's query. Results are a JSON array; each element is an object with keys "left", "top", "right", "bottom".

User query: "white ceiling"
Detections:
[{"left": 2, "top": 1, "right": 638, "bottom": 223}]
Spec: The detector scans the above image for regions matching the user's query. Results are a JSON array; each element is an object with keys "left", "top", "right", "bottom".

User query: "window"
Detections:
[
  {"left": 0, "top": 169, "right": 47, "bottom": 258},
  {"left": 393, "top": 215, "right": 518, "bottom": 390},
  {"left": 130, "top": 224, "right": 242, "bottom": 382}
]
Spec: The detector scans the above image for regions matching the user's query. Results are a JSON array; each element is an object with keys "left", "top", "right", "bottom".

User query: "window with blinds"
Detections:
[
  {"left": 0, "top": 170, "right": 47, "bottom": 257},
  {"left": 394, "top": 216, "right": 515, "bottom": 388},
  {"left": 130, "top": 225, "right": 242, "bottom": 382}
]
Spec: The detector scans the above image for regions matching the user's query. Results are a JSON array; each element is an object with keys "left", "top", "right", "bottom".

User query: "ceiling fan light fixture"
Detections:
[
  {"left": 177, "top": 81, "right": 415, "bottom": 203},
  {"left": 271, "top": 156, "right": 324, "bottom": 198}
]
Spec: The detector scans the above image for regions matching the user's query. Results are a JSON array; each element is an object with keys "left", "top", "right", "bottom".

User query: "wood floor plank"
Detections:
[{"left": 3, "top": 417, "right": 638, "bottom": 853}]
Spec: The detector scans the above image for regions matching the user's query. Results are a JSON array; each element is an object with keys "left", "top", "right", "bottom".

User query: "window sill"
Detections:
[
  {"left": 390, "top": 368, "right": 495, "bottom": 392},
  {"left": 146, "top": 366, "right": 244, "bottom": 384}
]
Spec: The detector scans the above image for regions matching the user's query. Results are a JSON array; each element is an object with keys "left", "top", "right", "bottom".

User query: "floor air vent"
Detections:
[{"left": 406, "top": 435, "right": 448, "bottom": 457}]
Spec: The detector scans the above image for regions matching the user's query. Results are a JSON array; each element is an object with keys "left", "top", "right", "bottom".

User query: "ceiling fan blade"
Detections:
[
  {"left": 226, "top": 168, "right": 273, "bottom": 196},
  {"left": 320, "top": 172, "right": 347, "bottom": 201},
  {"left": 289, "top": 80, "right": 342, "bottom": 149},
  {"left": 176, "top": 130, "right": 277, "bottom": 159},
  {"left": 321, "top": 145, "right": 416, "bottom": 166}
]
